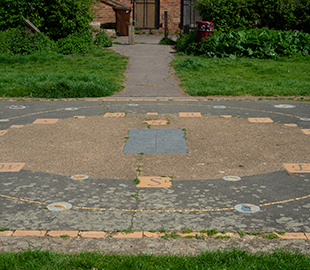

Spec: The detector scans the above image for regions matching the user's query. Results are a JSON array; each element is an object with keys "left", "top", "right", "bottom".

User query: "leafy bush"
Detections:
[
  {"left": 56, "top": 30, "right": 95, "bottom": 55},
  {"left": 0, "top": 28, "right": 55, "bottom": 55},
  {"left": 94, "top": 30, "right": 112, "bottom": 48},
  {"left": 0, "top": 0, "right": 94, "bottom": 40},
  {"left": 159, "top": 37, "right": 176, "bottom": 45},
  {"left": 194, "top": 0, "right": 310, "bottom": 33},
  {"left": 194, "top": 0, "right": 258, "bottom": 32},
  {"left": 174, "top": 30, "right": 197, "bottom": 53},
  {"left": 255, "top": 0, "right": 296, "bottom": 30},
  {"left": 295, "top": 0, "right": 310, "bottom": 33},
  {"left": 0, "top": 28, "right": 113, "bottom": 55},
  {"left": 175, "top": 29, "right": 310, "bottom": 58}
]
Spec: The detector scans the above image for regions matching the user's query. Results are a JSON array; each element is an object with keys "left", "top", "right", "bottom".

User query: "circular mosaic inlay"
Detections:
[
  {"left": 47, "top": 202, "right": 72, "bottom": 212},
  {"left": 9, "top": 105, "right": 27, "bottom": 110},
  {"left": 300, "top": 118, "right": 310, "bottom": 121},
  {"left": 223, "top": 175, "right": 241, "bottom": 181},
  {"left": 65, "top": 107, "right": 78, "bottom": 111},
  {"left": 0, "top": 119, "right": 9, "bottom": 122},
  {"left": 71, "top": 174, "right": 89, "bottom": 180},
  {"left": 234, "top": 204, "right": 260, "bottom": 213},
  {"left": 213, "top": 106, "right": 226, "bottom": 109},
  {"left": 274, "top": 104, "right": 295, "bottom": 109}
]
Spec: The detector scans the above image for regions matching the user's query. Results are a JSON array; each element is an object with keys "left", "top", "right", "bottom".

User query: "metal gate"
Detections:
[
  {"left": 181, "top": 0, "right": 201, "bottom": 28},
  {"left": 135, "top": 0, "right": 159, "bottom": 29}
]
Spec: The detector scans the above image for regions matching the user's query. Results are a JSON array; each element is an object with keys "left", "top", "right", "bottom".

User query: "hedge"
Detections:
[{"left": 194, "top": 0, "right": 310, "bottom": 33}]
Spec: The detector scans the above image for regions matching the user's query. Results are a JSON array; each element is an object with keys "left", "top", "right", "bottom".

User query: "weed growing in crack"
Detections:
[
  {"left": 132, "top": 193, "right": 140, "bottom": 199},
  {"left": 133, "top": 178, "right": 140, "bottom": 185}
]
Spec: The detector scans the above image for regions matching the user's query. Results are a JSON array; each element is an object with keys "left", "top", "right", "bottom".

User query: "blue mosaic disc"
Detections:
[
  {"left": 213, "top": 105, "right": 226, "bottom": 109},
  {"left": 234, "top": 204, "right": 260, "bottom": 213},
  {"left": 71, "top": 174, "right": 89, "bottom": 180},
  {"left": 274, "top": 104, "right": 295, "bottom": 108},
  {"left": 223, "top": 176, "right": 241, "bottom": 181},
  {"left": 47, "top": 202, "right": 72, "bottom": 212},
  {"left": 9, "top": 105, "right": 27, "bottom": 110}
]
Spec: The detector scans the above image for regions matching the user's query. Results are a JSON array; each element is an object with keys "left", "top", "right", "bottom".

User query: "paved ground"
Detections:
[
  {"left": 0, "top": 35, "right": 309, "bottom": 253},
  {"left": 112, "top": 35, "right": 185, "bottom": 97}
]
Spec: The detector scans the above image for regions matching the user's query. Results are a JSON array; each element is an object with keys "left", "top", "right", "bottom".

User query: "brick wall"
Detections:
[{"left": 92, "top": 0, "right": 181, "bottom": 32}]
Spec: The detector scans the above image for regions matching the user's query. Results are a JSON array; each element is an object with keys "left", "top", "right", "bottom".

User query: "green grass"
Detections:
[
  {"left": 171, "top": 55, "right": 310, "bottom": 96},
  {"left": 0, "top": 249, "right": 310, "bottom": 269},
  {"left": 0, "top": 50, "right": 127, "bottom": 99}
]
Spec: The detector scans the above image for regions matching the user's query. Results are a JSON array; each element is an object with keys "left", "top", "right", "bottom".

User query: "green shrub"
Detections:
[
  {"left": 159, "top": 37, "right": 176, "bottom": 45},
  {"left": 0, "top": 28, "right": 55, "bottom": 55},
  {"left": 194, "top": 0, "right": 310, "bottom": 33},
  {"left": 175, "top": 30, "right": 197, "bottom": 53},
  {"left": 175, "top": 28, "right": 310, "bottom": 58},
  {"left": 295, "top": 0, "right": 310, "bottom": 33},
  {"left": 94, "top": 30, "right": 112, "bottom": 48},
  {"left": 194, "top": 0, "right": 258, "bottom": 32},
  {"left": 0, "top": 0, "right": 94, "bottom": 40},
  {"left": 56, "top": 31, "right": 95, "bottom": 55},
  {"left": 255, "top": 0, "right": 296, "bottom": 30}
]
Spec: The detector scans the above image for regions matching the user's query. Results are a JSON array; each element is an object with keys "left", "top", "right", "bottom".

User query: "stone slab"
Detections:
[
  {"left": 13, "top": 230, "right": 46, "bottom": 237},
  {"left": 80, "top": 231, "right": 107, "bottom": 238},
  {"left": 113, "top": 232, "right": 143, "bottom": 238},
  {"left": 145, "top": 120, "right": 168, "bottom": 125},
  {"left": 10, "top": 125, "right": 24, "bottom": 128},
  {"left": 123, "top": 129, "right": 187, "bottom": 153},
  {"left": 103, "top": 112, "right": 125, "bottom": 117},
  {"left": 179, "top": 112, "right": 201, "bottom": 117},
  {"left": 0, "top": 163, "right": 25, "bottom": 172},
  {"left": 0, "top": 130, "right": 8, "bottom": 136},
  {"left": 137, "top": 176, "right": 172, "bottom": 188},
  {"left": 248, "top": 118, "right": 273, "bottom": 123},
  {"left": 276, "top": 232, "right": 307, "bottom": 239},
  {"left": 0, "top": 231, "right": 13, "bottom": 237},
  {"left": 283, "top": 163, "right": 310, "bottom": 173},
  {"left": 48, "top": 231, "right": 79, "bottom": 237},
  {"left": 33, "top": 119, "right": 59, "bottom": 124}
]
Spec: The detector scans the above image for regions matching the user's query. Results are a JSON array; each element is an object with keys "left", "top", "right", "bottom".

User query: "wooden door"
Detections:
[{"left": 136, "top": 0, "right": 159, "bottom": 28}]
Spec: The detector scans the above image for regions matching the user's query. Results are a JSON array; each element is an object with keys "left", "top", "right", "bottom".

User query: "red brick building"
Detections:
[{"left": 92, "top": 0, "right": 200, "bottom": 33}]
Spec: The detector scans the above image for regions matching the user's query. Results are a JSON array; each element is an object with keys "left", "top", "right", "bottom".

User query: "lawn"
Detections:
[
  {"left": 0, "top": 249, "right": 309, "bottom": 269},
  {"left": 0, "top": 50, "right": 127, "bottom": 99},
  {"left": 171, "top": 55, "right": 310, "bottom": 97}
]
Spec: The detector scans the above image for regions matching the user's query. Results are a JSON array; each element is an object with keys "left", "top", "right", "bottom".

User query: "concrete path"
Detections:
[{"left": 111, "top": 35, "right": 186, "bottom": 97}]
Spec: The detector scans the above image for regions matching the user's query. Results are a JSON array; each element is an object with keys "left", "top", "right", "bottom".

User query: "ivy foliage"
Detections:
[
  {"left": 0, "top": 0, "right": 95, "bottom": 40},
  {"left": 194, "top": 0, "right": 310, "bottom": 33},
  {"left": 175, "top": 29, "right": 310, "bottom": 59}
]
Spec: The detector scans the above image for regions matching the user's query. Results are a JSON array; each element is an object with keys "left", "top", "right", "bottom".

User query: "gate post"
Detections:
[
  {"left": 164, "top": 11, "right": 168, "bottom": 38},
  {"left": 128, "top": 26, "right": 135, "bottom": 45}
]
